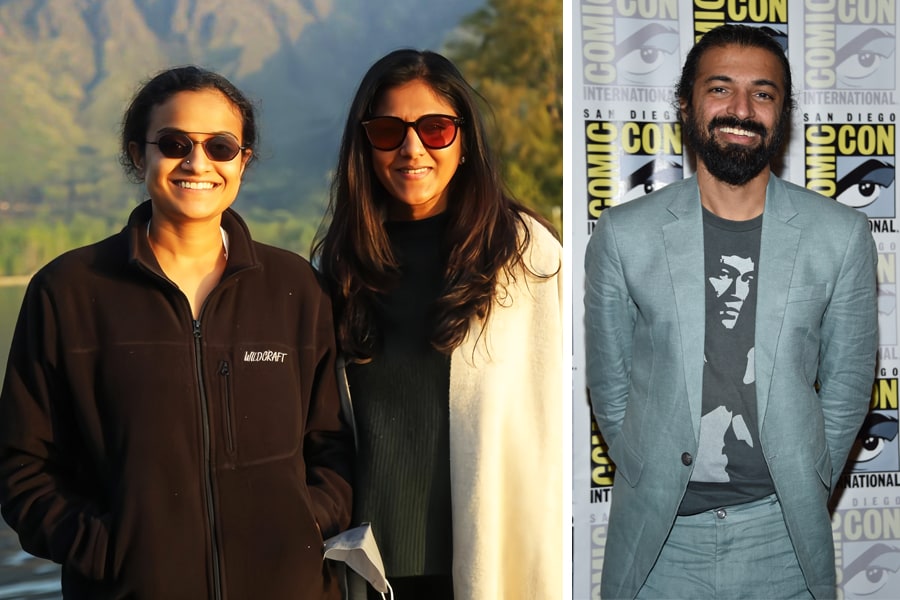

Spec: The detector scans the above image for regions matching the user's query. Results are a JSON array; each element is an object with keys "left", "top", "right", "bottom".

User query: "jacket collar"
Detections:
[
  {"left": 662, "top": 173, "right": 802, "bottom": 435},
  {"left": 664, "top": 173, "right": 797, "bottom": 224},
  {"left": 126, "top": 200, "right": 261, "bottom": 280}
]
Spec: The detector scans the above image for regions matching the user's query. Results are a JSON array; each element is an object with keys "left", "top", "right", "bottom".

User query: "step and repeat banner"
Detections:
[{"left": 570, "top": 1, "right": 900, "bottom": 598}]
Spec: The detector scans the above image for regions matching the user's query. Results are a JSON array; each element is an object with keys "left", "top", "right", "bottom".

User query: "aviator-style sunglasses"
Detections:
[
  {"left": 145, "top": 132, "right": 246, "bottom": 162},
  {"left": 361, "top": 114, "right": 464, "bottom": 151}
]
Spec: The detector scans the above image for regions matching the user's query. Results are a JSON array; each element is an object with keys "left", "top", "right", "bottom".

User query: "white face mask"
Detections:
[{"left": 324, "top": 522, "right": 394, "bottom": 599}]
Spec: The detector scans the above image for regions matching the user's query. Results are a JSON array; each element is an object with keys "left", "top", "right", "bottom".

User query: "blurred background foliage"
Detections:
[
  {"left": 449, "top": 0, "right": 562, "bottom": 230},
  {"left": 0, "top": 0, "right": 562, "bottom": 276}
]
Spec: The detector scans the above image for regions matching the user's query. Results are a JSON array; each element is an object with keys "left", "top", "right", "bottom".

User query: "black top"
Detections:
[{"left": 347, "top": 212, "right": 453, "bottom": 577}]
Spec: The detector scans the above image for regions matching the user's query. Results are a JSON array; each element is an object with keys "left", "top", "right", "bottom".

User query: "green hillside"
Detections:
[{"left": 0, "top": 0, "right": 562, "bottom": 273}]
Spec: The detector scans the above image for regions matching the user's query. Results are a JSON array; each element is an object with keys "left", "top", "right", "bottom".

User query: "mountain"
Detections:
[{"left": 0, "top": 0, "right": 485, "bottom": 219}]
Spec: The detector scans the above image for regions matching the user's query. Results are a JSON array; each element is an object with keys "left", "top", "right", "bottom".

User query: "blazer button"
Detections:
[{"left": 681, "top": 452, "right": 693, "bottom": 466}]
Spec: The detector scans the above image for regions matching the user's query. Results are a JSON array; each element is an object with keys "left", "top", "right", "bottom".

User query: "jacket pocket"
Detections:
[
  {"left": 218, "top": 360, "right": 236, "bottom": 455},
  {"left": 230, "top": 343, "right": 302, "bottom": 463},
  {"left": 66, "top": 511, "right": 113, "bottom": 581},
  {"left": 814, "top": 444, "right": 833, "bottom": 491},
  {"left": 608, "top": 434, "right": 644, "bottom": 488}
]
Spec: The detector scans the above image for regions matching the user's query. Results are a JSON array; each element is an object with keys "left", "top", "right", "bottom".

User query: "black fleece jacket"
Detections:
[{"left": 0, "top": 201, "right": 353, "bottom": 599}]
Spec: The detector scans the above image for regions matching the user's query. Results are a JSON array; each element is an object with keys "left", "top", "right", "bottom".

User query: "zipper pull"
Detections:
[{"left": 192, "top": 319, "right": 202, "bottom": 339}]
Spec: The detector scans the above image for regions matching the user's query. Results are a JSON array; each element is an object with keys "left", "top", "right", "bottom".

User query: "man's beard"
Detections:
[{"left": 684, "top": 112, "right": 786, "bottom": 185}]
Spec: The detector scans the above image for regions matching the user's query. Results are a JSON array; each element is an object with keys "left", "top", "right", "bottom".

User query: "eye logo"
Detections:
[
  {"left": 805, "top": 124, "right": 896, "bottom": 219},
  {"left": 616, "top": 23, "right": 680, "bottom": 85},
  {"left": 842, "top": 542, "right": 900, "bottom": 599},
  {"left": 850, "top": 412, "right": 899, "bottom": 472},
  {"left": 581, "top": 1, "right": 679, "bottom": 86},
  {"left": 804, "top": 5, "right": 896, "bottom": 91},
  {"left": 836, "top": 159, "right": 896, "bottom": 208},
  {"left": 837, "top": 28, "right": 896, "bottom": 89}
]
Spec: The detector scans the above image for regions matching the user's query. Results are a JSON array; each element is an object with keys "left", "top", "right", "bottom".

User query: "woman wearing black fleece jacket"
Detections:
[{"left": 0, "top": 66, "right": 353, "bottom": 599}]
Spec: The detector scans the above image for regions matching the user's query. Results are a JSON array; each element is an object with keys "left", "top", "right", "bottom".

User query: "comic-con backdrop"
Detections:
[{"left": 571, "top": 1, "right": 900, "bottom": 598}]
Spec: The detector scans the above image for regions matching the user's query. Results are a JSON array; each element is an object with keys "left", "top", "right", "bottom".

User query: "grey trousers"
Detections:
[{"left": 636, "top": 494, "right": 815, "bottom": 600}]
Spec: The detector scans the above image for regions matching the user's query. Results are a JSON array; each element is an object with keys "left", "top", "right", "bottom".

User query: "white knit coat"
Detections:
[{"left": 448, "top": 215, "right": 564, "bottom": 599}]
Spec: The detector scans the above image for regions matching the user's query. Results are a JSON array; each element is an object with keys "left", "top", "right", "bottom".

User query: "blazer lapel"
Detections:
[
  {"left": 662, "top": 182, "right": 706, "bottom": 441},
  {"left": 755, "top": 177, "right": 801, "bottom": 428}
]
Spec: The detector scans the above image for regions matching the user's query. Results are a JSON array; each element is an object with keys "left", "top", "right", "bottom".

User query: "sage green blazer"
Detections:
[{"left": 585, "top": 174, "right": 877, "bottom": 599}]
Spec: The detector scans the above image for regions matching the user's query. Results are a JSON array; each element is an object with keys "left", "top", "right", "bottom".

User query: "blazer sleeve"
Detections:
[
  {"left": 584, "top": 209, "right": 637, "bottom": 445},
  {"left": 0, "top": 277, "right": 112, "bottom": 580},
  {"left": 816, "top": 212, "right": 878, "bottom": 490}
]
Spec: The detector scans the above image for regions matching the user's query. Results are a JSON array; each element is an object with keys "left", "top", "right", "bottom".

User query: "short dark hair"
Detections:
[
  {"left": 676, "top": 24, "right": 795, "bottom": 118},
  {"left": 119, "top": 65, "right": 258, "bottom": 182}
]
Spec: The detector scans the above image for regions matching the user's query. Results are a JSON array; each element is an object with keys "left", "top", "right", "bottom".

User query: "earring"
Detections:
[{"left": 460, "top": 156, "right": 466, "bottom": 165}]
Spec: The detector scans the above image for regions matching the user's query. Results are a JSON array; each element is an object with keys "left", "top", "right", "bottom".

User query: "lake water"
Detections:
[{"left": 0, "top": 285, "right": 62, "bottom": 599}]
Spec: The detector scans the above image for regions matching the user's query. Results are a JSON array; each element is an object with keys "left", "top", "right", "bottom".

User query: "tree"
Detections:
[{"left": 447, "top": 0, "right": 563, "bottom": 233}]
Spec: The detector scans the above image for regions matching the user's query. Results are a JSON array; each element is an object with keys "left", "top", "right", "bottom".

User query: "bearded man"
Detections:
[{"left": 584, "top": 24, "right": 877, "bottom": 600}]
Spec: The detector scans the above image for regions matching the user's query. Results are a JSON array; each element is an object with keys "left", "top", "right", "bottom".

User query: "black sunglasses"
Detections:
[
  {"left": 145, "top": 132, "right": 246, "bottom": 162},
  {"left": 361, "top": 114, "right": 464, "bottom": 151}
]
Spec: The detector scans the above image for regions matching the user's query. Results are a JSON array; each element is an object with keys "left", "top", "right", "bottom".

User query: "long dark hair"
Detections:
[{"left": 312, "top": 49, "right": 555, "bottom": 360}]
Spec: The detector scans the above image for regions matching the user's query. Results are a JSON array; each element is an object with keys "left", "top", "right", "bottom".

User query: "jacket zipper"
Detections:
[
  {"left": 219, "top": 360, "right": 236, "bottom": 454},
  {"left": 194, "top": 319, "right": 223, "bottom": 600}
]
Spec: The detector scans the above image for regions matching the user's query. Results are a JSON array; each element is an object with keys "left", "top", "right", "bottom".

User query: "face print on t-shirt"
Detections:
[
  {"left": 694, "top": 247, "right": 763, "bottom": 486},
  {"left": 708, "top": 254, "right": 756, "bottom": 330}
]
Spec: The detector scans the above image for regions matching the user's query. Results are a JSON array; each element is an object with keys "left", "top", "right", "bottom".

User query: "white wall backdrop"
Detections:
[{"left": 570, "top": 1, "right": 900, "bottom": 598}]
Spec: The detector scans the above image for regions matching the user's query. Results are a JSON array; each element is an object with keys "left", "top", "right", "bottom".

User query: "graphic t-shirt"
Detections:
[{"left": 678, "top": 208, "right": 775, "bottom": 515}]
